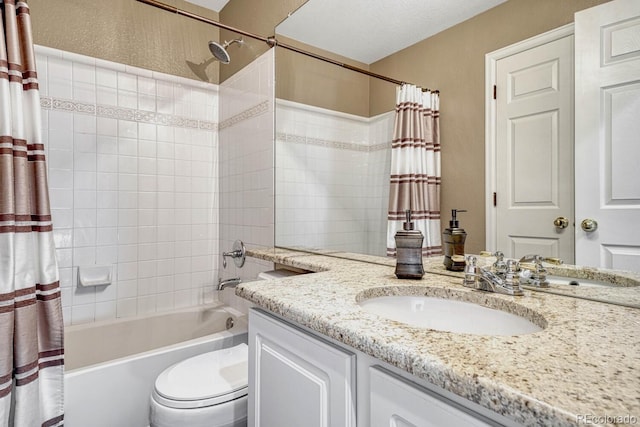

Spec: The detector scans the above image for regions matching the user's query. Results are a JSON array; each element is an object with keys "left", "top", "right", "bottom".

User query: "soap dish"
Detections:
[{"left": 78, "top": 265, "right": 113, "bottom": 287}]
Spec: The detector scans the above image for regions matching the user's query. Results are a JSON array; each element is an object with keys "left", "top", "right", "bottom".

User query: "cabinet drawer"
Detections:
[{"left": 370, "top": 366, "right": 494, "bottom": 427}]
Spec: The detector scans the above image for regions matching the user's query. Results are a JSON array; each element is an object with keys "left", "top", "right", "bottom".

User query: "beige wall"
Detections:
[
  {"left": 275, "top": 36, "right": 371, "bottom": 117},
  {"left": 219, "top": 0, "right": 306, "bottom": 82},
  {"left": 370, "top": 0, "right": 611, "bottom": 254},
  {"left": 220, "top": 0, "right": 372, "bottom": 116},
  {"left": 29, "top": 0, "right": 221, "bottom": 83}
]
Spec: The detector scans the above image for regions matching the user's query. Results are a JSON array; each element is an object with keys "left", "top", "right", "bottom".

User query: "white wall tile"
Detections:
[
  {"left": 96, "top": 67, "right": 117, "bottom": 89},
  {"left": 41, "top": 46, "right": 220, "bottom": 325},
  {"left": 94, "top": 301, "right": 117, "bottom": 321},
  {"left": 118, "top": 72, "right": 137, "bottom": 92},
  {"left": 48, "top": 150, "right": 74, "bottom": 170},
  {"left": 97, "top": 227, "right": 118, "bottom": 246},
  {"left": 71, "top": 304, "right": 95, "bottom": 325},
  {"left": 116, "top": 298, "right": 138, "bottom": 318},
  {"left": 97, "top": 86, "right": 118, "bottom": 106},
  {"left": 96, "top": 247, "right": 118, "bottom": 266}
]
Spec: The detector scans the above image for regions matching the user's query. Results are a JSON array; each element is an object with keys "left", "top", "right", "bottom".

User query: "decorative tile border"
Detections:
[
  {"left": 219, "top": 100, "right": 270, "bottom": 130},
  {"left": 40, "top": 96, "right": 218, "bottom": 130},
  {"left": 276, "top": 132, "right": 390, "bottom": 152}
]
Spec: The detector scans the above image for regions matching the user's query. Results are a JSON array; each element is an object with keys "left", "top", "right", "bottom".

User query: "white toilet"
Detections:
[
  {"left": 149, "top": 343, "right": 249, "bottom": 427},
  {"left": 149, "top": 270, "right": 299, "bottom": 427}
]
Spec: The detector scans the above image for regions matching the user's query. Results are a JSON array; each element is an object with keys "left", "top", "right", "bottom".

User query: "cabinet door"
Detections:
[
  {"left": 249, "top": 309, "right": 356, "bottom": 427},
  {"left": 369, "top": 366, "right": 494, "bottom": 427}
]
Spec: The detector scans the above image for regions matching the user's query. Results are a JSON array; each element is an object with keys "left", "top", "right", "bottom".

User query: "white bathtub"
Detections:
[{"left": 64, "top": 303, "right": 248, "bottom": 427}]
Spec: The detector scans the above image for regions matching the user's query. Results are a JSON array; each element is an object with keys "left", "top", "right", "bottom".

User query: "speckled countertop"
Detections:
[{"left": 237, "top": 247, "right": 640, "bottom": 426}]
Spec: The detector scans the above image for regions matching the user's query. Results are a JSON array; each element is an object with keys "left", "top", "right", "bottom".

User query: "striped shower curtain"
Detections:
[
  {"left": 1, "top": 1, "right": 65, "bottom": 426},
  {"left": 387, "top": 84, "right": 441, "bottom": 256}
]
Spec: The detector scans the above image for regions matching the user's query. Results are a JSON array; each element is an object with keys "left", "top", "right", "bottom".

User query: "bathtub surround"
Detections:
[
  {"left": 218, "top": 49, "right": 275, "bottom": 312},
  {"left": 0, "top": 3, "right": 65, "bottom": 425},
  {"left": 36, "top": 45, "right": 221, "bottom": 325},
  {"left": 276, "top": 99, "right": 393, "bottom": 256}
]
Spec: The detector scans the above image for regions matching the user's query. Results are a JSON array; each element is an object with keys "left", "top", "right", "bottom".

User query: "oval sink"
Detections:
[
  {"left": 546, "top": 275, "right": 631, "bottom": 287},
  {"left": 359, "top": 296, "right": 543, "bottom": 336}
]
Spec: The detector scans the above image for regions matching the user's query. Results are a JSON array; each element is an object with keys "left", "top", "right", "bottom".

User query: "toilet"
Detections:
[
  {"left": 149, "top": 270, "right": 300, "bottom": 427},
  {"left": 149, "top": 343, "right": 248, "bottom": 427}
]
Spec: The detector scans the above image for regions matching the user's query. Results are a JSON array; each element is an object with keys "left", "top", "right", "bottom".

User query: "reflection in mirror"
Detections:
[
  {"left": 275, "top": 97, "right": 394, "bottom": 256},
  {"left": 271, "top": 0, "right": 640, "bottom": 308},
  {"left": 274, "top": 20, "right": 399, "bottom": 257}
]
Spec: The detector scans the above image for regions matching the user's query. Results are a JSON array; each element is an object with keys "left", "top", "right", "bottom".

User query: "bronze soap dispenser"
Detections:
[
  {"left": 394, "top": 210, "right": 425, "bottom": 279},
  {"left": 443, "top": 209, "right": 467, "bottom": 271}
]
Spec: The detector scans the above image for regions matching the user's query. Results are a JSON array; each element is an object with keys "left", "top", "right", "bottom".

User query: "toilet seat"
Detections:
[{"left": 152, "top": 343, "right": 248, "bottom": 410}]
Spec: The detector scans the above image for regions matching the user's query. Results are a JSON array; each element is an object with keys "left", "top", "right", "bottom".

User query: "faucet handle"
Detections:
[
  {"left": 518, "top": 255, "right": 551, "bottom": 288},
  {"left": 505, "top": 259, "right": 518, "bottom": 281},
  {"left": 222, "top": 240, "right": 246, "bottom": 269},
  {"left": 464, "top": 255, "right": 478, "bottom": 286},
  {"left": 493, "top": 251, "right": 507, "bottom": 274},
  {"left": 464, "top": 255, "right": 477, "bottom": 270},
  {"left": 504, "top": 260, "right": 523, "bottom": 294}
]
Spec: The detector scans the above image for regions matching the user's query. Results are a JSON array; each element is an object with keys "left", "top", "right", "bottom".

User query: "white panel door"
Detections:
[
  {"left": 495, "top": 35, "right": 574, "bottom": 262},
  {"left": 575, "top": 0, "right": 640, "bottom": 272},
  {"left": 248, "top": 309, "right": 356, "bottom": 427}
]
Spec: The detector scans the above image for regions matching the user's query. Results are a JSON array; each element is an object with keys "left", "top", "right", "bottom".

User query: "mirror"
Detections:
[
  {"left": 274, "top": 61, "right": 394, "bottom": 257},
  {"left": 274, "top": 3, "right": 399, "bottom": 258},
  {"left": 272, "top": 0, "right": 640, "bottom": 308}
]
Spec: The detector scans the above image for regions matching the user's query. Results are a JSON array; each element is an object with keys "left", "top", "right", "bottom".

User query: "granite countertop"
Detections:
[{"left": 237, "top": 247, "right": 640, "bottom": 427}]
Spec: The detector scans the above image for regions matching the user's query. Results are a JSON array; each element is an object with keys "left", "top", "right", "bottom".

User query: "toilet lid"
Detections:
[{"left": 154, "top": 343, "right": 248, "bottom": 409}]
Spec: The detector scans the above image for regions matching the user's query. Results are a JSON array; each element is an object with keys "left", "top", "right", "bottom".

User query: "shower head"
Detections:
[{"left": 208, "top": 38, "right": 244, "bottom": 64}]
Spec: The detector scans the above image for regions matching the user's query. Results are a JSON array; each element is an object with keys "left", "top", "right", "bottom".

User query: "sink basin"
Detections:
[
  {"left": 359, "top": 296, "right": 543, "bottom": 336},
  {"left": 546, "top": 275, "right": 617, "bottom": 287}
]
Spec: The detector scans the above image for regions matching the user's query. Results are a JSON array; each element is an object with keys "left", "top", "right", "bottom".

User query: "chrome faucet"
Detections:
[
  {"left": 463, "top": 255, "right": 524, "bottom": 296},
  {"left": 217, "top": 277, "right": 241, "bottom": 291},
  {"left": 518, "top": 255, "right": 563, "bottom": 288}
]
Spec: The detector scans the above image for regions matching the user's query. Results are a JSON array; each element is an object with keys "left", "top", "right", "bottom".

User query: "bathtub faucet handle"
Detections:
[{"left": 222, "top": 240, "right": 246, "bottom": 269}]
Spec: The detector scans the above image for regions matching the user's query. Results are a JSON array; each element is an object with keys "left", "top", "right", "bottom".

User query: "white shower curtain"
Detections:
[
  {"left": 387, "top": 84, "right": 441, "bottom": 256},
  {"left": 0, "top": 1, "right": 65, "bottom": 425}
]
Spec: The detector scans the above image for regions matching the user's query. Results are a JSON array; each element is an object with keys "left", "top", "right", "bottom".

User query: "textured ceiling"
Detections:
[
  {"left": 184, "top": 0, "right": 230, "bottom": 12},
  {"left": 186, "top": 0, "right": 507, "bottom": 64},
  {"left": 276, "top": 0, "right": 507, "bottom": 64}
]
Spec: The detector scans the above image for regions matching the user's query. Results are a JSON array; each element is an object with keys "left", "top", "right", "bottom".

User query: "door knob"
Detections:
[
  {"left": 580, "top": 219, "right": 598, "bottom": 232},
  {"left": 553, "top": 216, "right": 569, "bottom": 229}
]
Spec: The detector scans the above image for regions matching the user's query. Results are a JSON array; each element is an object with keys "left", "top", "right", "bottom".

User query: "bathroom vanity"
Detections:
[
  {"left": 249, "top": 308, "right": 506, "bottom": 426},
  {"left": 236, "top": 248, "right": 640, "bottom": 426}
]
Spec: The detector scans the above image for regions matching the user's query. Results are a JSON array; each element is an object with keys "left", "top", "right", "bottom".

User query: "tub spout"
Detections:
[{"left": 218, "top": 277, "right": 241, "bottom": 291}]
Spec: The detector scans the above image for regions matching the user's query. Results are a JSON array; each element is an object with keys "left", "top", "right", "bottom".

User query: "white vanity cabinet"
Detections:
[
  {"left": 249, "top": 308, "right": 511, "bottom": 427},
  {"left": 248, "top": 309, "right": 357, "bottom": 427}
]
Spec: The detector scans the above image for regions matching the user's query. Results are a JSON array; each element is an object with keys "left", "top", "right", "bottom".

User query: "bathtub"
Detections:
[{"left": 64, "top": 303, "right": 248, "bottom": 427}]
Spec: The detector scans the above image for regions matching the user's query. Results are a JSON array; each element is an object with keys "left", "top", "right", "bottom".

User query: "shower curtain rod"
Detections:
[{"left": 135, "top": 0, "right": 439, "bottom": 92}]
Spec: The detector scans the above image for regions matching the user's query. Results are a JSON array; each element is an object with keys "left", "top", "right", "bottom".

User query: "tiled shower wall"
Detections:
[
  {"left": 218, "top": 50, "right": 275, "bottom": 310},
  {"left": 275, "top": 100, "right": 393, "bottom": 256},
  {"left": 36, "top": 46, "right": 220, "bottom": 325}
]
